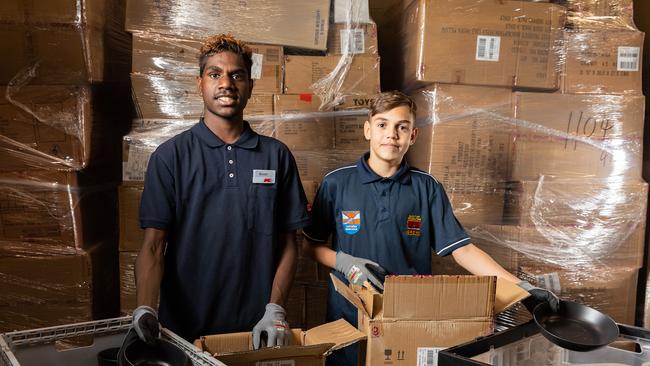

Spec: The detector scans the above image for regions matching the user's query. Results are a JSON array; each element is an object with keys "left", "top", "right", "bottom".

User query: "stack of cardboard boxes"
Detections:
[
  {"left": 118, "top": 1, "right": 381, "bottom": 339},
  {"left": 391, "top": 0, "right": 646, "bottom": 325},
  {"left": 0, "top": 0, "right": 132, "bottom": 331}
]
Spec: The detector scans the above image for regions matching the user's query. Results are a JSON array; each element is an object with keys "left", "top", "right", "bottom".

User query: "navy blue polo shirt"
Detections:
[
  {"left": 139, "top": 119, "right": 309, "bottom": 342},
  {"left": 303, "top": 152, "right": 471, "bottom": 327}
]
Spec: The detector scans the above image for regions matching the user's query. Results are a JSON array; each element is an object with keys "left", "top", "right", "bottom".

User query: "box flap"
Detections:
[
  {"left": 196, "top": 332, "right": 251, "bottom": 354},
  {"left": 213, "top": 344, "right": 333, "bottom": 364},
  {"left": 383, "top": 275, "right": 495, "bottom": 320},
  {"left": 330, "top": 273, "right": 370, "bottom": 317},
  {"left": 304, "top": 319, "right": 366, "bottom": 352},
  {"left": 495, "top": 278, "right": 530, "bottom": 314}
]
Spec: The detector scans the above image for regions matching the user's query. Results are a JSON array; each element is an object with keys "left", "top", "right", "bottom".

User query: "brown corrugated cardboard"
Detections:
[
  {"left": 273, "top": 94, "right": 335, "bottom": 150},
  {"left": 327, "top": 22, "right": 378, "bottom": 56},
  {"left": 195, "top": 319, "right": 365, "bottom": 366},
  {"left": 293, "top": 149, "right": 365, "bottom": 182},
  {"left": 305, "top": 285, "right": 329, "bottom": 328},
  {"left": 119, "top": 251, "right": 137, "bottom": 315},
  {"left": 132, "top": 33, "right": 283, "bottom": 94},
  {"left": 332, "top": 274, "right": 501, "bottom": 365},
  {"left": 562, "top": 29, "right": 643, "bottom": 94},
  {"left": 511, "top": 92, "right": 645, "bottom": 180},
  {"left": 125, "top": 0, "right": 330, "bottom": 51},
  {"left": 0, "top": 0, "right": 122, "bottom": 29},
  {"left": 399, "top": 0, "right": 565, "bottom": 90},
  {"left": 119, "top": 183, "right": 144, "bottom": 252},
  {"left": 333, "top": 95, "right": 371, "bottom": 150},
  {"left": 284, "top": 56, "right": 380, "bottom": 95},
  {"left": 564, "top": 0, "right": 634, "bottom": 30}
]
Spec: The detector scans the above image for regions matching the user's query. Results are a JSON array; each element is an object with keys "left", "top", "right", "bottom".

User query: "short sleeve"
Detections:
[
  {"left": 276, "top": 149, "right": 310, "bottom": 231},
  {"left": 302, "top": 178, "right": 335, "bottom": 243},
  {"left": 430, "top": 183, "right": 471, "bottom": 256},
  {"left": 139, "top": 147, "right": 175, "bottom": 229}
]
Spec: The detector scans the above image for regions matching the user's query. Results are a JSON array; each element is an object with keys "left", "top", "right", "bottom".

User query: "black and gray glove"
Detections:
[
  {"left": 252, "top": 303, "right": 290, "bottom": 349},
  {"left": 132, "top": 305, "right": 161, "bottom": 345},
  {"left": 335, "top": 251, "right": 386, "bottom": 292},
  {"left": 518, "top": 280, "right": 560, "bottom": 313}
]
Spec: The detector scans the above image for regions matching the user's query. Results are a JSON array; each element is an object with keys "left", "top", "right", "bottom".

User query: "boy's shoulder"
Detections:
[
  {"left": 323, "top": 163, "right": 358, "bottom": 181},
  {"left": 408, "top": 166, "right": 441, "bottom": 186}
]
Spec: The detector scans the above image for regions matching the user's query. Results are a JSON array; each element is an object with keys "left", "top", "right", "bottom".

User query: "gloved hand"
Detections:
[
  {"left": 335, "top": 251, "right": 386, "bottom": 292},
  {"left": 252, "top": 303, "right": 290, "bottom": 349},
  {"left": 518, "top": 280, "right": 560, "bottom": 313},
  {"left": 132, "top": 305, "right": 161, "bottom": 345}
]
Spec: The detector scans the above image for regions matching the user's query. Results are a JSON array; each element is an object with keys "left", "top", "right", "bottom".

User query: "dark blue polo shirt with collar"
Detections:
[
  {"left": 303, "top": 152, "right": 471, "bottom": 327},
  {"left": 139, "top": 119, "right": 309, "bottom": 342}
]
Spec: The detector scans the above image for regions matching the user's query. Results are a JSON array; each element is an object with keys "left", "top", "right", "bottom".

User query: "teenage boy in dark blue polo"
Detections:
[
  {"left": 132, "top": 34, "right": 309, "bottom": 347},
  {"left": 303, "top": 91, "right": 558, "bottom": 366}
]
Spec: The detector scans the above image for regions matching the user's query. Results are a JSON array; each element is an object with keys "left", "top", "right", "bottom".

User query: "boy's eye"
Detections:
[
  {"left": 377, "top": 123, "right": 385, "bottom": 128},
  {"left": 209, "top": 73, "right": 220, "bottom": 79},
  {"left": 232, "top": 73, "right": 244, "bottom": 80},
  {"left": 400, "top": 125, "right": 410, "bottom": 131}
]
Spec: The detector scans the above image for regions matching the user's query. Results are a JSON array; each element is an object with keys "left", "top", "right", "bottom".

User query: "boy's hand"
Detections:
[
  {"left": 335, "top": 252, "right": 386, "bottom": 292},
  {"left": 518, "top": 280, "right": 560, "bottom": 313},
  {"left": 132, "top": 305, "right": 161, "bottom": 345},
  {"left": 252, "top": 303, "right": 290, "bottom": 349}
]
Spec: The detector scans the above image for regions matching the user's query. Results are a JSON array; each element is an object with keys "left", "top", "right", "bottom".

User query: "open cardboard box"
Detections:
[
  {"left": 331, "top": 274, "right": 528, "bottom": 365},
  {"left": 194, "top": 319, "right": 365, "bottom": 366}
]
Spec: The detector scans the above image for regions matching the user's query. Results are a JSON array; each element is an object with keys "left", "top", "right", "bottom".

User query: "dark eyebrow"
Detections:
[
  {"left": 374, "top": 118, "right": 387, "bottom": 122},
  {"left": 204, "top": 66, "right": 247, "bottom": 75}
]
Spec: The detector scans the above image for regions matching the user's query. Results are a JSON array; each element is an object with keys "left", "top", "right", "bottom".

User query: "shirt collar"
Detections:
[
  {"left": 356, "top": 152, "right": 412, "bottom": 185},
  {"left": 192, "top": 118, "right": 260, "bottom": 149}
]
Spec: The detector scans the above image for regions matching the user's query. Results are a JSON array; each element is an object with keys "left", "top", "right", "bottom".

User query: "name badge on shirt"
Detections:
[{"left": 252, "top": 169, "right": 276, "bottom": 184}]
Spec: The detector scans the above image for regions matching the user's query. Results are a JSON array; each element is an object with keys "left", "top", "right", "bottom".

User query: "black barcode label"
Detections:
[
  {"left": 340, "top": 29, "right": 365, "bottom": 54},
  {"left": 476, "top": 35, "right": 500, "bottom": 62},
  {"left": 617, "top": 46, "right": 639, "bottom": 71},
  {"left": 417, "top": 347, "right": 442, "bottom": 366},
  {"left": 256, "top": 361, "right": 295, "bottom": 366},
  {"left": 265, "top": 47, "right": 280, "bottom": 63},
  {"left": 535, "top": 272, "right": 561, "bottom": 293}
]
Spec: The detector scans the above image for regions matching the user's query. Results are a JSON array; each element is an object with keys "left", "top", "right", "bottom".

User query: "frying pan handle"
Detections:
[{"left": 117, "top": 328, "right": 139, "bottom": 366}]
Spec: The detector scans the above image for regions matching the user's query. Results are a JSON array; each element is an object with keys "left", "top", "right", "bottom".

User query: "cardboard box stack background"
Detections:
[
  {"left": 0, "top": 0, "right": 132, "bottom": 331},
  {"left": 118, "top": 0, "right": 380, "bottom": 333},
  {"left": 375, "top": 0, "right": 648, "bottom": 325}
]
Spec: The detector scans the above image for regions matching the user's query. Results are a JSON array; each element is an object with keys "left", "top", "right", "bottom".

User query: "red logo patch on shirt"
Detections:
[{"left": 406, "top": 215, "right": 421, "bottom": 236}]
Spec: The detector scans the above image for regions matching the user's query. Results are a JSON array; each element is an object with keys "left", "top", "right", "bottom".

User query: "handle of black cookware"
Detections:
[
  {"left": 364, "top": 263, "right": 389, "bottom": 293},
  {"left": 117, "top": 327, "right": 139, "bottom": 366}
]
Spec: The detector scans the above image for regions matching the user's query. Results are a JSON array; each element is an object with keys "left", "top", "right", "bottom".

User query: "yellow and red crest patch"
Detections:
[{"left": 406, "top": 215, "right": 422, "bottom": 236}]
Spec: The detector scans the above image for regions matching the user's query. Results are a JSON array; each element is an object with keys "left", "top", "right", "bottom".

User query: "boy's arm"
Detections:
[
  {"left": 451, "top": 243, "right": 520, "bottom": 283},
  {"left": 269, "top": 230, "right": 299, "bottom": 306},
  {"left": 302, "top": 237, "right": 336, "bottom": 268}
]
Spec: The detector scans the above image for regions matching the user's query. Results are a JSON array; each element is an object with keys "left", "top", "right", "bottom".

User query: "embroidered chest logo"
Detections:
[
  {"left": 406, "top": 215, "right": 422, "bottom": 236},
  {"left": 342, "top": 210, "right": 361, "bottom": 235}
]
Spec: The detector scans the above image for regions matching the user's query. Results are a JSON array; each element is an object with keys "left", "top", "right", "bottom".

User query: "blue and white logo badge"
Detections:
[{"left": 342, "top": 210, "right": 361, "bottom": 235}]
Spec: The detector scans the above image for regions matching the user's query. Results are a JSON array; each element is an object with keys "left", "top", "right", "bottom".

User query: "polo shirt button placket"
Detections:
[{"left": 226, "top": 145, "right": 237, "bottom": 187}]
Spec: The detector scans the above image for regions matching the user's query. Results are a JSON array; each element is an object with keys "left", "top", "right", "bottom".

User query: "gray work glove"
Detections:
[
  {"left": 132, "top": 305, "right": 161, "bottom": 345},
  {"left": 518, "top": 280, "right": 560, "bottom": 313},
  {"left": 335, "top": 251, "right": 386, "bottom": 292},
  {"left": 252, "top": 303, "right": 290, "bottom": 349}
]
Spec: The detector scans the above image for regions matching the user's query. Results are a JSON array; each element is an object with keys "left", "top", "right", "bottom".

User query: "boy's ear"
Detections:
[
  {"left": 410, "top": 127, "right": 419, "bottom": 145},
  {"left": 364, "top": 120, "right": 371, "bottom": 141}
]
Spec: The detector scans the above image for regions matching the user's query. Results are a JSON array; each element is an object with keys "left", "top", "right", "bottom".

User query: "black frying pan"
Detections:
[
  {"left": 117, "top": 328, "right": 191, "bottom": 366},
  {"left": 533, "top": 300, "right": 619, "bottom": 352}
]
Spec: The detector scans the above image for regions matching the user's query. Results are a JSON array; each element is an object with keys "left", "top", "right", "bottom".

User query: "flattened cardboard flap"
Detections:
[
  {"left": 383, "top": 275, "right": 495, "bottom": 320},
  {"left": 495, "top": 278, "right": 530, "bottom": 314},
  {"left": 330, "top": 273, "right": 371, "bottom": 317},
  {"left": 304, "top": 319, "right": 366, "bottom": 352}
]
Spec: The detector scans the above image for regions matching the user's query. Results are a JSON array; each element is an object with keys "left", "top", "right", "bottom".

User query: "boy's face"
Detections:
[
  {"left": 364, "top": 105, "right": 418, "bottom": 166},
  {"left": 197, "top": 51, "right": 253, "bottom": 121}
]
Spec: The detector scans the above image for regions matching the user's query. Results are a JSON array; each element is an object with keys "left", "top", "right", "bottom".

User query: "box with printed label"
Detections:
[
  {"left": 125, "top": 0, "right": 330, "bottom": 51},
  {"left": 510, "top": 92, "right": 645, "bottom": 180},
  {"left": 327, "top": 22, "right": 378, "bottom": 56},
  {"left": 561, "top": 29, "right": 643, "bottom": 94},
  {"left": 331, "top": 274, "right": 528, "bottom": 365},
  {"left": 195, "top": 319, "right": 365, "bottom": 366},
  {"left": 398, "top": 0, "right": 565, "bottom": 90},
  {"left": 333, "top": 94, "right": 372, "bottom": 150},
  {"left": 273, "top": 94, "right": 336, "bottom": 150}
]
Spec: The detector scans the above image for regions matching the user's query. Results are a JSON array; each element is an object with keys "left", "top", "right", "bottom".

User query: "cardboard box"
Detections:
[
  {"left": 293, "top": 149, "right": 365, "bottom": 182},
  {"left": 399, "top": 0, "right": 565, "bottom": 90},
  {"left": 510, "top": 92, "right": 645, "bottom": 181},
  {"left": 0, "top": 242, "right": 118, "bottom": 332},
  {"left": 125, "top": 0, "right": 330, "bottom": 51},
  {"left": 561, "top": 29, "right": 643, "bottom": 94},
  {"left": 333, "top": 95, "right": 372, "bottom": 150},
  {"left": 131, "top": 74, "right": 273, "bottom": 119},
  {"left": 565, "top": 0, "right": 634, "bottom": 29},
  {"left": 119, "top": 183, "right": 144, "bottom": 252},
  {"left": 0, "top": 0, "right": 124, "bottom": 29},
  {"left": 273, "top": 94, "right": 335, "bottom": 150},
  {"left": 519, "top": 264, "right": 638, "bottom": 324},
  {"left": 0, "top": 24, "right": 129, "bottom": 84},
  {"left": 132, "top": 33, "right": 283, "bottom": 94},
  {"left": 195, "top": 319, "right": 365, "bottom": 366},
  {"left": 119, "top": 251, "right": 137, "bottom": 315},
  {"left": 327, "top": 22, "right": 379, "bottom": 56},
  {"left": 0, "top": 84, "right": 127, "bottom": 171},
  {"left": 332, "top": 274, "right": 526, "bottom": 365},
  {"left": 284, "top": 56, "right": 380, "bottom": 96}
]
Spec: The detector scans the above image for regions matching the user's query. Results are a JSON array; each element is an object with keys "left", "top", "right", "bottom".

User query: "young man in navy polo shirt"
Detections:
[
  {"left": 303, "top": 91, "right": 558, "bottom": 365},
  {"left": 132, "top": 34, "right": 309, "bottom": 347}
]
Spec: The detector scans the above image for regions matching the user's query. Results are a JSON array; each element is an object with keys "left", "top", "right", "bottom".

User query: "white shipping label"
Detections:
[
  {"left": 334, "top": 0, "right": 370, "bottom": 23},
  {"left": 476, "top": 35, "right": 500, "bottom": 62},
  {"left": 340, "top": 29, "right": 365, "bottom": 54},
  {"left": 123, "top": 146, "right": 152, "bottom": 181},
  {"left": 256, "top": 361, "right": 295, "bottom": 366},
  {"left": 417, "top": 347, "right": 443, "bottom": 366},
  {"left": 535, "top": 272, "right": 561, "bottom": 293},
  {"left": 251, "top": 53, "right": 263, "bottom": 80},
  {"left": 617, "top": 46, "right": 640, "bottom": 71},
  {"left": 252, "top": 169, "right": 276, "bottom": 184}
]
